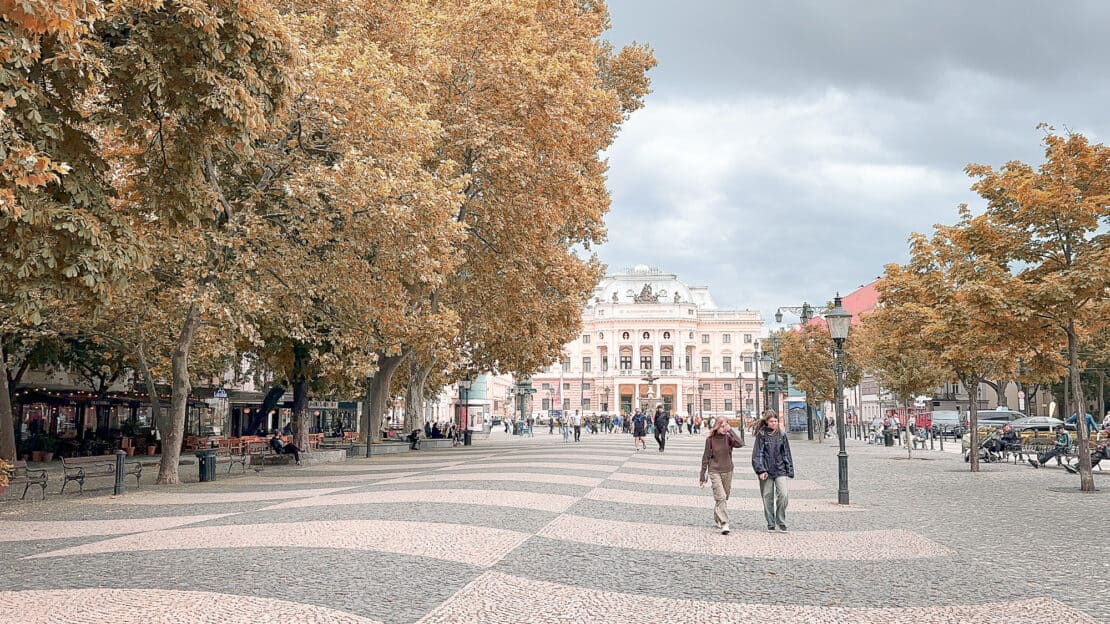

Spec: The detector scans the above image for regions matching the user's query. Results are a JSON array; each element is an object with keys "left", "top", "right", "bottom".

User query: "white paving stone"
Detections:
[
  {"left": 0, "top": 588, "right": 380, "bottom": 624},
  {"left": 29, "top": 520, "right": 530, "bottom": 568},
  {"left": 262, "top": 488, "right": 577, "bottom": 513},
  {"left": 0, "top": 515, "right": 230, "bottom": 542},
  {"left": 88, "top": 487, "right": 351, "bottom": 505},
  {"left": 380, "top": 472, "right": 602, "bottom": 487},
  {"left": 301, "top": 461, "right": 458, "bottom": 472},
  {"left": 417, "top": 571, "right": 1097, "bottom": 624},
  {"left": 537, "top": 515, "right": 952, "bottom": 560},
  {"left": 442, "top": 461, "right": 618, "bottom": 473}
]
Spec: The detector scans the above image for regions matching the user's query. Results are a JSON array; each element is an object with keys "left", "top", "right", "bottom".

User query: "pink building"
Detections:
[{"left": 529, "top": 266, "right": 765, "bottom": 421}]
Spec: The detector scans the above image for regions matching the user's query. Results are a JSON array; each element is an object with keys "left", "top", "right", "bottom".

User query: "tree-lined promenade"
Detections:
[
  {"left": 0, "top": 0, "right": 655, "bottom": 483},
  {"left": 777, "top": 131, "right": 1109, "bottom": 492}
]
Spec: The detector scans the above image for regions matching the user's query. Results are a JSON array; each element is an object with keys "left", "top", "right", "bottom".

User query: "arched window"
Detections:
[
  {"left": 663, "top": 331, "right": 671, "bottom": 340},
  {"left": 642, "top": 331, "right": 650, "bottom": 340},
  {"left": 598, "top": 332, "right": 604, "bottom": 339},
  {"left": 622, "top": 331, "right": 630, "bottom": 340}
]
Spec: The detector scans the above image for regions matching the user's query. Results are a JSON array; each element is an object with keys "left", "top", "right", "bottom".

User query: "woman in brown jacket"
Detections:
[{"left": 699, "top": 418, "right": 744, "bottom": 535}]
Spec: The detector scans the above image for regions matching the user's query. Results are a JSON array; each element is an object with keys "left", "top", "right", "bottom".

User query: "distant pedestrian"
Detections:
[
  {"left": 653, "top": 404, "right": 669, "bottom": 452},
  {"left": 632, "top": 409, "right": 648, "bottom": 451},
  {"left": 751, "top": 411, "right": 793, "bottom": 532},
  {"left": 560, "top": 417, "right": 570, "bottom": 443},
  {"left": 571, "top": 410, "right": 582, "bottom": 442},
  {"left": 549, "top": 418, "right": 554, "bottom": 435},
  {"left": 700, "top": 417, "right": 744, "bottom": 535}
]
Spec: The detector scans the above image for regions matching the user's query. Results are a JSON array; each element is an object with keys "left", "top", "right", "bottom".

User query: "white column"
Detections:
[{"left": 675, "top": 383, "right": 683, "bottom": 415}]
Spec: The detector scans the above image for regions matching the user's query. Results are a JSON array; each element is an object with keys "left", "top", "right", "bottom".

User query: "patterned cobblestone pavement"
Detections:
[{"left": 1, "top": 429, "right": 1106, "bottom": 623}]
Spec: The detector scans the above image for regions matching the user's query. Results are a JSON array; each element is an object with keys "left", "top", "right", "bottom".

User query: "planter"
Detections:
[
  {"left": 147, "top": 446, "right": 157, "bottom": 456},
  {"left": 41, "top": 452, "right": 54, "bottom": 463},
  {"left": 31, "top": 451, "right": 44, "bottom": 462}
]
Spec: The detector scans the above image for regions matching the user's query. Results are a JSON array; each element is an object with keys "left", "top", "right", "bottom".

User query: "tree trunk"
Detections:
[
  {"left": 965, "top": 374, "right": 980, "bottom": 473},
  {"left": 134, "top": 332, "right": 162, "bottom": 431},
  {"left": 361, "top": 350, "right": 409, "bottom": 455},
  {"left": 1067, "top": 323, "right": 1094, "bottom": 492},
  {"left": 905, "top": 399, "right": 913, "bottom": 460},
  {"left": 983, "top": 379, "right": 1008, "bottom": 408},
  {"left": 291, "top": 343, "right": 310, "bottom": 453},
  {"left": 247, "top": 383, "right": 287, "bottom": 435},
  {"left": 0, "top": 341, "right": 16, "bottom": 462},
  {"left": 403, "top": 359, "right": 434, "bottom": 433},
  {"left": 157, "top": 305, "right": 202, "bottom": 485}
]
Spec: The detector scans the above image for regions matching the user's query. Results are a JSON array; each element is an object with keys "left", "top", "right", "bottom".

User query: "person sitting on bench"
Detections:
[
  {"left": 1065, "top": 426, "right": 1109, "bottom": 474},
  {"left": 407, "top": 428, "right": 422, "bottom": 450},
  {"left": 269, "top": 432, "right": 301, "bottom": 464},
  {"left": 986, "top": 424, "right": 1019, "bottom": 455},
  {"left": 1028, "top": 425, "right": 1070, "bottom": 468}
]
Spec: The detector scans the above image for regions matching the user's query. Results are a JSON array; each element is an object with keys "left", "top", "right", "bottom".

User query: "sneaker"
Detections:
[
  {"left": 777, "top": 526, "right": 788, "bottom": 533},
  {"left": 720, "top": 524, "right": 730, "bottom": 535},
  {"left": 1028, "top": 459, "right": 1039, "bottom": 468},
  {"left": 767, "top": 526, "right": 776, "bottom": 532}
]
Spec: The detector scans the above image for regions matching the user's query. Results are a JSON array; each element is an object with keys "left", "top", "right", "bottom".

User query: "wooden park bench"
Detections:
[
  {"left": 60, "top": 455, "right": 142, "bottom": 494},
  {"left": 2, "top": 460, "right": 48, "bottom": 500}
]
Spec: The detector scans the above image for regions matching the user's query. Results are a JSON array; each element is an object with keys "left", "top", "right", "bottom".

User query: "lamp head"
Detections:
[
  {"left": 774, "top": 309, "right": 783, "bottom": 324},
  {"left": 826, "top": 294, "right": 852, "bottom": 341}
]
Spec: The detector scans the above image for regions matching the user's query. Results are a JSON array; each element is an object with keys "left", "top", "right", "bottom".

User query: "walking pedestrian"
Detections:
[
  {"left": 751, "top": 411, "right": 794, "bottom": 532},
  {"left": 632, "top": 409, "right": 648, "bottom": 450},
  {"left": 571, "top": 410, "right": 582, "bottom": 442},
  {"left": 700, "top": 417, "right": 744, "bottom": 535},
  {"left": 653, "top": 404, "right": 669, "bottom": 452},
  {"left": 560, "top": 417, "right": 570, "bottom": 443}
]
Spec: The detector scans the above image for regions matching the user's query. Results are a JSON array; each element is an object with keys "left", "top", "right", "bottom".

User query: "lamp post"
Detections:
[
  {"left": 458, "top": 377, "right": 473, "bottom": 446},
  {"left": 826, "top": 294, "right": 853, "bottom": 505},
  {"left": 514, "top": 377, "right": 535, "bottom": 431},
  {"left": 736, "top": 372, "right": 746, "bottom": 444},
  {"left": 752, "top": 341, "right": 762, "bottom": 417},
  {"left": 760, "top": 352, "right": 774, "bottom": 414}
]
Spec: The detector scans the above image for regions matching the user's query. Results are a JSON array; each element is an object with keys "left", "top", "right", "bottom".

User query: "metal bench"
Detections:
[
  {"left": 2, "top": 460, "right": 48, "bottom": 500},
  {"left": 60, "top": 455, "right": 141, "bottom": 494}
]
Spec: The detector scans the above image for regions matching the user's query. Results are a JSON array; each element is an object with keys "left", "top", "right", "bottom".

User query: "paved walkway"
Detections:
[{"left": 0, "top": 429, "right": 1105, "bottom": 623}]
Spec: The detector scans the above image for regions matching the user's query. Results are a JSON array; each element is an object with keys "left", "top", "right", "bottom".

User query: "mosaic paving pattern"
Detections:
[
  {"left": 28, "top": 519, "right": 530, "bottom": 567},
  {"left": 418, "top": 572, "right": 1098, "bottom": 624},
  {"left": 0, "top": 430, "right": 1103, "bottom": 623},
  {"left": 0, "top": 589, "right": 381, "bottom": 624}
]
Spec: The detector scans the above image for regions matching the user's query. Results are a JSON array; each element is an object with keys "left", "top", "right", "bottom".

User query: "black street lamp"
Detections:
[
  {"left": 826, "top": 294, "right": 853, "bottom": 505},
  {"left": 752, "top": 341, "right": 762, "bottom": 416},
  {"left": 458, "top": 377, "right": 473, "bottom": 446}
]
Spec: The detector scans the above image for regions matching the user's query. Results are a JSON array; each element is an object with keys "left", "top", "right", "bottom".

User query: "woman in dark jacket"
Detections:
[{"left": 751, "top": 411, "right": 794, "bottom": 532}]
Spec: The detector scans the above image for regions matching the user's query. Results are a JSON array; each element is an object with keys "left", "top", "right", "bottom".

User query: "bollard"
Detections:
[{"left": 114, "top": 449, "right": 126, "bottom": 496}]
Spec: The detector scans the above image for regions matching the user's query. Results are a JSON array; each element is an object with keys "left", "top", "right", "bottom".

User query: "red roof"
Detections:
[{"left": 803, "top": 279, "right": 881, "bottom": 328}]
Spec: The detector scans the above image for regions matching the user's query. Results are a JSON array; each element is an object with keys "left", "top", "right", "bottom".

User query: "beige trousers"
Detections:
[{"left": 709, "top": 471, "right": 733, "bottom": 526}]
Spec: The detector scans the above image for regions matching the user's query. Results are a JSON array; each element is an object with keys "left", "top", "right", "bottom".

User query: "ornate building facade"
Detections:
[{"left": 529, "top": 266, "right": 765, "bottom": 420}]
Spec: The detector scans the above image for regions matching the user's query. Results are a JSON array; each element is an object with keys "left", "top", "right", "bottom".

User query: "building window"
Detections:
[
  {"left": 660, "top": 356, "right": 672, "bottom": 369},
  {"left": 582, "top": 398, "right": 591, "bottom": 410},
  {"left": 701, "top": 357, "right": 710, "bottom": 372},
  {"left": 745, "top": 398, "right": 754, "bottom": 412},
  {"left": 601, "top": 356, "right": 609, "bottom": 371},
  {"left": 744, "top": 334, "right": 752, "bottom": 343},
  {"left": 542, "top": 383, "right": 551, "bottom": 391},
  {"left": 689, "top": 331, "right": 694, "bottom": 339},
  {"left": 663, "top": 331, "right": 670, "bottom": 339},
  {"left": 642, "top": 331, "right": 650, "bottom": 340},
  {"left": 620, "top": 356, "right": 632, "bottom": 369},
  {"left": 701, "top": 334, "right": 709, "bottom": 343},
  {"left": 640, "top": 355, "right": 652, "bottom": 370},
  {"left": 724, "top": 399, "right": 733, "bottom": 411},
  {"left": 702, "top": 398, "right": 712, "bottom": 412},
  {"left": 744, "top": 358, "right": 753, "bottom": 372},
  {"left": 724, "top": 383, "right": 732, "bottom": 391},
  {"left": 601, "top": 401, "right": 609, "bottom": 412},
  {"left": 561, "top": 357, "right": 570, "bottom": 370},
  {"left": 599, "top": 332, "right": 604, "bottom": 339},
  {"left": 622, "top": 331, "right": 630, "bottom": 340},
  {"left": 722, "top": 333, "right": 731, "bottom": 343},
  {"left": 685, "top": 355, "right": 691, "bottom": 370},
  {"left": 722, "top": 356, "right": 732, "bottom": 372},
  {"left": 542, "top": 398, "right": 551, "bottom": 411},
  {"left": 702, "top": 383, "right": 711, "bottom": 391},
  {"left": 563, "top": 382, "right": 570, "bottom": 390},
  {"left": 745, "top": 384, "right": 754, "bottom": 392},
  {"left": 563, "top": 399, "right": 570, "bottom": 410},
  {"left": 582, "top": 334, "right": 590, "bottom": 344},
  {"left": 582, "top": 357, "right": 591, "bottom": 372}
]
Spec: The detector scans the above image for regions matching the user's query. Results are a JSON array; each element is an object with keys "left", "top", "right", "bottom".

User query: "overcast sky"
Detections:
[{"left": 598, "top": 0, "right": 1110, "bottom": 323}]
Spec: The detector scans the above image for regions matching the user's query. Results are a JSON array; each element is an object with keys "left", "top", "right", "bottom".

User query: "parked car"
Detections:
[
  {"left": 928, "top": 410, "right": 965, "bottom": 438},
  {"left": 1009, "top": 416, "right": 1065, "bottom": 432},
  {"left": 973, "top": 409, "right": 1023, "bottom": 427}
]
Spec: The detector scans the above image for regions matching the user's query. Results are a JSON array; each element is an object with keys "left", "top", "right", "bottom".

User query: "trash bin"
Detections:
[
  {"left": 883, "top": 431, "right": 895, "bottom": 447},
  {"left": 195, "top": 449, "right": 217, "bottom": 482},
  {"left": 463, "top": 429, "right": 473, "bottom": 446}
]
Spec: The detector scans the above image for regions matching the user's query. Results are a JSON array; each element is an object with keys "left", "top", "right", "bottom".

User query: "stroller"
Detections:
[{"left": 964, "top": 430, "right": 1003, "bottom": 463}]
